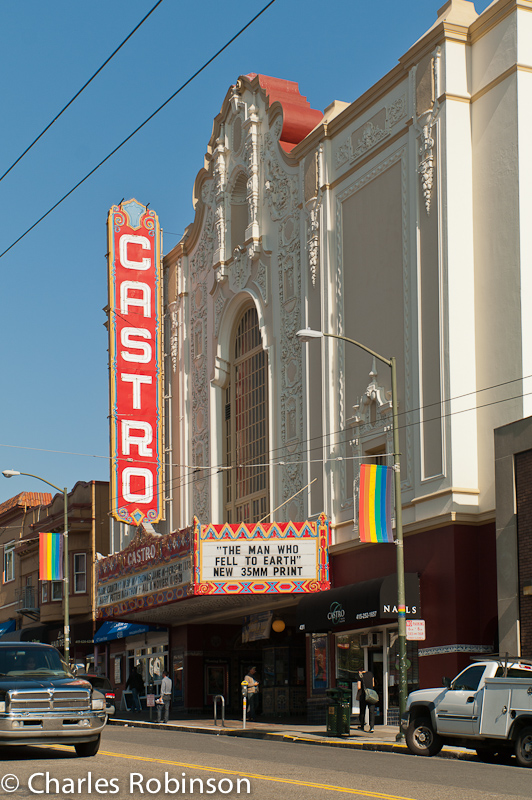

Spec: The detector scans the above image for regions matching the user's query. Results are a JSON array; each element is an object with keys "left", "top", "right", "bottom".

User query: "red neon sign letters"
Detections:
[{"left": 107, "top": 200, "right": 163, "bottom": 525}]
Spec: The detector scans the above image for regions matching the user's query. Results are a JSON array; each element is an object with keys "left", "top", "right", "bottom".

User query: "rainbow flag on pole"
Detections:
[
  {"left": 39, "top": 532, "right": 63, "bottom": 581},
  {"left": 359, "top": 464, "right": 394, "bottom": 543}
]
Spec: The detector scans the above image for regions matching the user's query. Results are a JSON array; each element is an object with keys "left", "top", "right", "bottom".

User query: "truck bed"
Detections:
[{"left": 480, "top": 677, "right": 532, "bottom": 738}]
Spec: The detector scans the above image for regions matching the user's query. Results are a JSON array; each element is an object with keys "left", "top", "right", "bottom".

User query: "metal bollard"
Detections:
[{"left": 213, "top": 694, "right": 225, "bottom": 727}]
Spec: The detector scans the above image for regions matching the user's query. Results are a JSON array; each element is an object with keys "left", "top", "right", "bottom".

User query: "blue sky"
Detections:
[{"left": 0, "top": 0, "right": 493, "bottom": 505}]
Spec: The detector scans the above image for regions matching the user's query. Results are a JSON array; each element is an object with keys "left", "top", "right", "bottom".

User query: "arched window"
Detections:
[{"left": 224, "top": 306, "right": 269, "bottom": 523}]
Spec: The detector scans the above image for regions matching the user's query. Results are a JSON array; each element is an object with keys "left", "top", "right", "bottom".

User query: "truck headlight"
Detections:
[
  {"left": 91, "top": 698, "right": 105, "bottom": 711},
  {"left": 0, "top": 702, "right": 5, "bottom": 713}
]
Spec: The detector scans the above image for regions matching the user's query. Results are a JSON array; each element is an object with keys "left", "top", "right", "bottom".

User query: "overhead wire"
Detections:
[
  {"left": 0, "top": 0, "right": 278, "bottom": 260},
  {"left": 2, "top": 372, "right": 532, "bottom": 485},
  {"left": 0, "top": 0, "right": 165, "bottom": 185}
]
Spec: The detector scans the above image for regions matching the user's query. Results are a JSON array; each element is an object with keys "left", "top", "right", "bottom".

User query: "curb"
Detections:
[{"left": 107, "top": 718, "right": 476, "bottom": 760}]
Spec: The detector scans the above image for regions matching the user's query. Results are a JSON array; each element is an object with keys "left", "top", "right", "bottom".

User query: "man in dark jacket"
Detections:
[{"left": 126, "top": 665, "right": 144, "bottom": 713}]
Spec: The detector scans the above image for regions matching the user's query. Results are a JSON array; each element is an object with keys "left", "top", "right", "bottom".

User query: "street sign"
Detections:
[{"left": 406, "top": 619, "right": 426, "bottom": 640}]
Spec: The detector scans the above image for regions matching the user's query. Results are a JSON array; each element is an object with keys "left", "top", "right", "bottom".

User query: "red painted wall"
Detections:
[{"left": 331, "top": 522, "right": 497, "bottom": 687}]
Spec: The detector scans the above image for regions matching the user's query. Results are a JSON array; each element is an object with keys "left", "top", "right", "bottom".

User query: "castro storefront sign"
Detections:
[
  {"left": 107, "top": 199, "right": 163, "bottom": 525},
  {"left": 193, "top": 514, "right": 330, "bottom": 595}
]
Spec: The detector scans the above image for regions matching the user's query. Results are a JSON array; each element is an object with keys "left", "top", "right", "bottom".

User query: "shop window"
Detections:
[
  {"left": 312, "top": 635, "right": 329, "bottom": 691},
  {"left": 336, "top": 633, "right": 364, "bottom": 685},
  {"left": 3, "top": 542, "right": 15, "bottom": 583},
  {"left": 74, "top": 553, "right": 87, "bottom": 593}
]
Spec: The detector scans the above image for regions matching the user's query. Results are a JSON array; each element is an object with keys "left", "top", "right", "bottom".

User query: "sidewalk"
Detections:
[{"left": 107, "top": 709, "right": 475, "bottom": 760}]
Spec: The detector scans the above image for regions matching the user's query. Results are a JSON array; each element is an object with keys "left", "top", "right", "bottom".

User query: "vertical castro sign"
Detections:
[{"left": 107, "top": 199, "right": 163, "bottom": 526}]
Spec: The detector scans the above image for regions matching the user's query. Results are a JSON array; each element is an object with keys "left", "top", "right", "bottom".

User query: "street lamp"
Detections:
[
  {"left": 296, "top": 328, "right": 408, "bottom": 735},
  {"left": 2, "top": 470, "right": 70, "bottom": 664}
]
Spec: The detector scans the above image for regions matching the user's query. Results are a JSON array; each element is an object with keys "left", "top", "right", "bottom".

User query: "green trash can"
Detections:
[{"left": 326, "top": 688, "right": 351, "bottom": 736}]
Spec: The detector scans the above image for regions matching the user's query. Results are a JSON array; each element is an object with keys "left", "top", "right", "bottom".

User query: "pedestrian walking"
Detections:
[
  {"left": 244, "top": 666, "right": 259, "bottom": 721},
  {"left": 126, "top": 665, "right": 144, "bottom": 713},
  {"left": 357, "top": 668, "right": 376, "bottom": 732},
  {"left": 157, "top": 670, "right": 172, "bottom": 723}
]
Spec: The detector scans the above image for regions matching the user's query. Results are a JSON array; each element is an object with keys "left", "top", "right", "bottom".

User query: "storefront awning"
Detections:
[
  {"left": 297, "top": 572, "right": 420, "bottom": 633},
  {"left": 94, "top": 621, "right": 164, "bottom": 643},
  {"left": 0, "top": 620, "right": 16, "bottom": 638},
  {"left": 0, "top": 623, "right": 48, "bottom": 642}
]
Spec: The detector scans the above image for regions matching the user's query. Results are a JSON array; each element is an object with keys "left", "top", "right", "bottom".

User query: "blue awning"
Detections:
[
  {"left": 94, "top": 621, "right": 163, "bottom": 643},
  {"left": 0, "top": 620, "right": 16, "bottom": 637}
]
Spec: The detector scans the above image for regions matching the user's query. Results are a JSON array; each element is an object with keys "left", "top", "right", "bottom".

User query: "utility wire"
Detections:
[
  {"left": 1, "top": 372, "right": 532, "bottom": 471},
  {"left": 0, "top": 0, "right": 165, "bottom": 185},
  {"left": 0, "top": 0, "right": 278, "bottom": 260}
]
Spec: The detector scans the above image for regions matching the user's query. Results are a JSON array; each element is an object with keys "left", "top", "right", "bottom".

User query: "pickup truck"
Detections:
[
  {"left": 0, "top": 641, "right": 108, "bottom": 756},
  {"left": 401, "top": 657, "right": 532, "bottom": 766}
]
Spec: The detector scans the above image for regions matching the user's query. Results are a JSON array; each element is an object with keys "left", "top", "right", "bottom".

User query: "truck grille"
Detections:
[{"left": 8, "top": 689, "right": 90, "bottom": 712}]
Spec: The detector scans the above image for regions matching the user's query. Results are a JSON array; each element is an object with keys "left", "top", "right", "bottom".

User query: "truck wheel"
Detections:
[
  {"left": 406, "top": 717, "right": 443, "bottom": 757},
  {"left": 515, "top": 727, "right": 532, "bottom": 768},
  {"left": 75, "top": 736, "right": 100, "bottom": 757}
]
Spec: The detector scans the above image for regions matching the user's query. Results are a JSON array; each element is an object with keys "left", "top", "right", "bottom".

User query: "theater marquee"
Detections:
[
  {"left": 107, "top": 199, "right": 163, "bottom": 525},
  {"left": 96, "top": 526, "right": 193, "bottom": 620},
  {"left": 193, "top": 515, "right": 330, "bottom": 595}
]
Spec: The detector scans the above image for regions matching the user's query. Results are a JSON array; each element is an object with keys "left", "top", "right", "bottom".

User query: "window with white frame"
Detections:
[
  {"left": 51, "top": 581, "right": 62, "bottom": 601},
  {"left": 74, "top": 553, "right": 87, "bottom": 593},
  {"left": 41, "top": 581, "right": 49, "bottom": 604},
  {"left": 3, "top": 542, "right": 15, "bottom": 583}
]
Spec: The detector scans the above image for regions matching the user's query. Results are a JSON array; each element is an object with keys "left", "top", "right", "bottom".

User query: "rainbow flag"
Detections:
[
  {"left": 39, "top": 532, "right": 63, "bottom": 581},
  {"left": 359, "top": 464, "right": 394, "bottom": 543}
]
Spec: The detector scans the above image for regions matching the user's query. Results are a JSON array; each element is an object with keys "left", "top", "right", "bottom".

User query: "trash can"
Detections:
[{"left": 326, "top": 688, "right": 351, "bottom": 736}]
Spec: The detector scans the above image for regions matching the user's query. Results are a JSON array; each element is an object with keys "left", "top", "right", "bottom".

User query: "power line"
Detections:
[
  {"left": 0, "top": 0, "right": 165, "bottom": 185},
  {"left": 0, "top": 0, "right": 278, "bottom": 261},
  {"left": 1, "top": 372, "right": 531, "bottom": 471}
]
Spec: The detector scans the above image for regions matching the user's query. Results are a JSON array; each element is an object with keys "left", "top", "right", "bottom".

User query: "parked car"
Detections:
[{"left": 76, "top": 674, "right": 116, "bottom": 715}]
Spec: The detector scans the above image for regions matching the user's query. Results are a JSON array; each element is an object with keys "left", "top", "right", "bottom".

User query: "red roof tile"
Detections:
[{"left": 0, "top": 492, "right": 52, "bottom": 518}]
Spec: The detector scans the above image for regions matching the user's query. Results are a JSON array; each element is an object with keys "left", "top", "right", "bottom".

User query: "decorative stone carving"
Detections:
[
  {"left": 335, "top": 97, "right": 406, "bottom": 169},
  {"left": 253, "top": 259, "right": 269, "bottom": 306},
  {"left": 419, "top": 125, "right": 435, "bottom": 214},
  {"left": 229, "top": 244, "right": 252, "bottom": 294},
  {"left": 413, "top": 49, "right": 441, "bottom": 215},
  {"left": 352, "top": 120, "right": 388, "bottom": 161},
  {"left": 191, "top": 209, "right": 215, "bottom": 280},
  {"left": 388, "top": 95, "right": 406, "bottom": 127},
  {"left": 244, "top": 105, "right": 260, "bottom": 239},
  {"left": 307, "top": 206, "right": 320, "bottom": 288},
  {"left": 167, "top": 301, "right": 179, "bottom": 373},
  {"left": 262, "top": 131, "right": 297, "bottom": 221}
]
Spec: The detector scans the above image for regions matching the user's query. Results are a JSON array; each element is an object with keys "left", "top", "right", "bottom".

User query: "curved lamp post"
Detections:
[
  {"left": 296, "top": 328, "right": 407, "bottom": 736},
  {"left": 2, "top": 470, "right": 69, "bottom": 664}
]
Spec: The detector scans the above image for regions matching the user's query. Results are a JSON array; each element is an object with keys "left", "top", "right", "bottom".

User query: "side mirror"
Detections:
[{"left": 442, "top": 677, "right": 451, "bottom": 688}]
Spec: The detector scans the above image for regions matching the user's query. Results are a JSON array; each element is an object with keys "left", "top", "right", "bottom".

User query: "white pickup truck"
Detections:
[{"left": 401, "top": 657, "right": 532, "bottom": 767}]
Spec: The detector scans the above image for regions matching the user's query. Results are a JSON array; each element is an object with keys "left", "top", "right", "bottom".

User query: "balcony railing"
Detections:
[{"left": 16, "top": 587, "right": 40, "bottom": 621}]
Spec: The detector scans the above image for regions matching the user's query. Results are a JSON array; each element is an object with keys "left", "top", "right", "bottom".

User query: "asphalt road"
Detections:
[{"left": 0, "top": 726, "right": 531, "bottom": 800}]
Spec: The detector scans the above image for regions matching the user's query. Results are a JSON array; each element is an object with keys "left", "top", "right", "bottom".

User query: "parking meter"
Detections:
[{"left": 241, "top": 680, "right": 249, "bottom": 728}]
